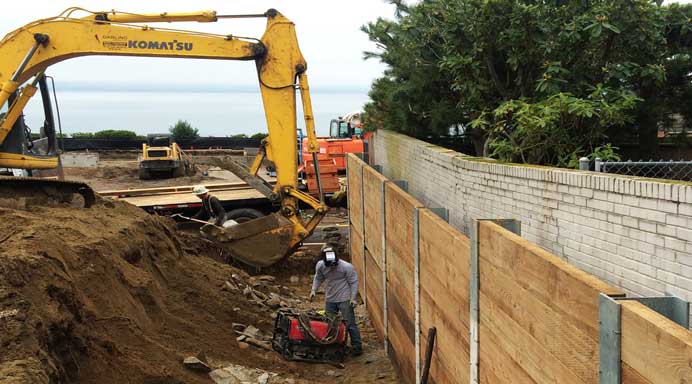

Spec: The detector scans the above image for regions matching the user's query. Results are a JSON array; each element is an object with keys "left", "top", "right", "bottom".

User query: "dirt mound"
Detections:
[{"left": 0, "top": 199, "right": 301, "bottom": 383}]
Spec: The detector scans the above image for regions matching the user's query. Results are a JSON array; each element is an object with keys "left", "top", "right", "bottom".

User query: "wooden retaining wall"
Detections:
[{"left": 346, "top": 153, "right": 692, "bottom": 384}]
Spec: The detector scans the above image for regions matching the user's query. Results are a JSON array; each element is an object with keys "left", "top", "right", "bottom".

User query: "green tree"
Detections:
[
  {"left": 169, "top": 119, "right": 199, "bottom": 140},
  {"left": 93, "top": 130, "right": 138, "bottom": 140},
  {"left": 230, "top": 133, "right": 249, "bottom": 139},
  {"left": 71, "top": 132, "right": 94, "bottom": 139},
  {"left": 250, "top": 132, "right": 268, "bottom": 140},
  {"left": 363, "top": 0, "right": 692, "bottom": 165}
]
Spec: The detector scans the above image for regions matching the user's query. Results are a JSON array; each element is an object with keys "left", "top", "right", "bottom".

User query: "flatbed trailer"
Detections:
[{"left": 99, "top": 182, "right": 276, "bottom": 217}]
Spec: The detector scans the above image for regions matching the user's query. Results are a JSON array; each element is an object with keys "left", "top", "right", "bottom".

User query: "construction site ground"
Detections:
[
  {"left": 63, "top": 151, "right": 264, "bottom": 192},
  {"left": 0, "top": 152, "right": 398, "bottom": 383}
]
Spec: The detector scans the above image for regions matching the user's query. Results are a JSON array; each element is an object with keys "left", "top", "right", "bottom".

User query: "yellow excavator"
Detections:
[{"left": 0, "top": 7, "right": 327, "bottom": 267}]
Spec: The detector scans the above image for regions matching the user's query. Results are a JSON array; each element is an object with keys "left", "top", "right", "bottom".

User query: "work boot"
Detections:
[{"left": 351, "top": 345, "right": 363, "bottom": 357}]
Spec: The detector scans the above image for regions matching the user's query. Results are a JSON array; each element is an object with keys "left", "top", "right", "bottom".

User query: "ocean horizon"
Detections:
[{"left": 22, "top": 83, "right": 371, "bottom": 138}]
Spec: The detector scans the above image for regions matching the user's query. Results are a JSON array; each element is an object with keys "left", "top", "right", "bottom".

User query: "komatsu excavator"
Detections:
[{"left": 0, "top": 7, "right": 326, "bottom": 267}]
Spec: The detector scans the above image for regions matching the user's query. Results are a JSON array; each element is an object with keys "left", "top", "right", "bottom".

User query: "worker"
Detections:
[
  {"left": 309, "top": 245, "right": 363, "bottom": 356},
  {"left": 191, "top": 185, "right": 227, "bottom": 227}
]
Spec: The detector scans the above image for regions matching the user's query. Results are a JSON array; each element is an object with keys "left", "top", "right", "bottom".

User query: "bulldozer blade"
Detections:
[{"left": 200, "top": 213, "right": 297, "bottom": 268}]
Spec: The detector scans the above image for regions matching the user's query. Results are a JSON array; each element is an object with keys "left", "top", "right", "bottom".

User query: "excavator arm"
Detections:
[{"left": 0, "top": 8, "right": 326, "bottom": 267}]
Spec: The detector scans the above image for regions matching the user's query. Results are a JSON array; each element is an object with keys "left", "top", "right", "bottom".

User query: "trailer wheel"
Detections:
[{"left": 226, "top": 208, "right": 264, "bottom": 223}]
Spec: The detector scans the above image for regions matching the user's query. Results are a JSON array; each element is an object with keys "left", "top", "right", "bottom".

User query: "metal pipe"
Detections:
[
  {"left": 46, "top": 76, "right": 64, "bottom": 152},
  {"left": 312, "top": 152, "right": 324, "bottom": 204},
  {"left": 11, "top": 40, "right": 43, "bottom": 82}
]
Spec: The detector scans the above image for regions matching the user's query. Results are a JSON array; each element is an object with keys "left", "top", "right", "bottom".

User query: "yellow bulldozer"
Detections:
[{"left": 139, "top": 134, "right": 195, "bottom": 179}]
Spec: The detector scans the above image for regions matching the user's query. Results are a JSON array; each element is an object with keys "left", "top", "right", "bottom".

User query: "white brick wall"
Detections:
[{"left": 373, "top": 130, "right": 692, "bottom": 303}]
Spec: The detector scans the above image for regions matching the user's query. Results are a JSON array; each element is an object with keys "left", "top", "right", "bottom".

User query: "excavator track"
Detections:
[{"left": 0, "top": 176, "right": 96, "bottom": 208}]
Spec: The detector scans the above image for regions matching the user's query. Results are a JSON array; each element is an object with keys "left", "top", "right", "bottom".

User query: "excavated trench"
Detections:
[{"left": 0, "top": 197, "right": 396, "bottom": 383}]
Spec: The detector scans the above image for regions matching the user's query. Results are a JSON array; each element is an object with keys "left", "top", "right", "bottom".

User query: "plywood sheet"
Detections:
[
  {"left": 350, "top": 224, "right": 365, "bottom": 299},
  {"left": 363, "top": 165, "right": 386, "bottom": 268},
  {"left": 419, "top": 208, "right": 471, "bottom": 383},
  {"left": 365, "top": 250, "right": 384, "bottom": 341},
  {"left": 478, "top": 221, "right": 624, "bottom": 339},
  {"left": 347, "top": 154, "right": 364, "bottom": 234},
  {"left": 621, "top": 300, "right": 692, "bottom": 383}
]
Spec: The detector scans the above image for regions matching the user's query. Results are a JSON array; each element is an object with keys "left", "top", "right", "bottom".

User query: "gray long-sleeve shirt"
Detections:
[{"left": 311, "top": 260, "right": 358, "bottom": 303}]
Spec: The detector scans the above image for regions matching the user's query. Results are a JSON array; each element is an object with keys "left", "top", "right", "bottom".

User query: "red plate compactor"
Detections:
[{"left": 271, "top": 309, "right": 348, "bottom": 364}]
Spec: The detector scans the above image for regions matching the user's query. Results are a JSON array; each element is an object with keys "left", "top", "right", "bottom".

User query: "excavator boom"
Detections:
[{"left": 0, "top": 8, "right": 326, "bottom": 267}]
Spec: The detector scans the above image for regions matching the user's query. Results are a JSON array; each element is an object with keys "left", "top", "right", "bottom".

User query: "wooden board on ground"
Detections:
[
  {"left": 419, "top": 208, "right": 471, "bottom": 384},
  {"left": 363, "top": 165, "right": 387, "bottom": 268},
  {"left": 347, "top": 154, "right": 365, "bottom": 234},
  {"left": 384, "top": 182, "right": 423, "bottom": 384},
  {"left": 621, "top": 300, "right": 692, "bottom": 383},
  {"left": 112, "top": 187, "right": 265, "bottom": 207},
  {"left": 477, "top": 221, "right": 625, "bottom": 383},
  {"left": 350, "top": 225, "right": 365, "bottom": 299},
  {"left": 365, "top": 250, "right": 384, "bottom": 341}
]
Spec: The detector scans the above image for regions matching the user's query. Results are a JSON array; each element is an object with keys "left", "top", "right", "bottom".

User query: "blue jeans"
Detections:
[{"left": 326, "top": 301, "right": 362, "bottom": 348}]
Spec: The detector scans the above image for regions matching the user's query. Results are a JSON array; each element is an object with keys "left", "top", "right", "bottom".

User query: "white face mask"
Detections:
[{"left": 324, "top": 250, "right": 337, "bottom": 266}]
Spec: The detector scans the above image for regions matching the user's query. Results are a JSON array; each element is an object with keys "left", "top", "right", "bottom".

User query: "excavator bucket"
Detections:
[{"left": 200, "top": 212, "right": 297, "bottom": 268}]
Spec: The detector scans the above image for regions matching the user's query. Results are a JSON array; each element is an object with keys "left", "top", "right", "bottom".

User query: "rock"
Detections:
[
  {"left": 265, "top": 298, "right": 281, "bottom": 310},
  {"left": 223, "top": 280, "right": 239, "bottom": 292},
  {"left": 257, "top": 275, "right": 276, "bottom": 283},
  {"left": 289, "top": 276, "right": 300, "bottom": 284},
  {"left": 236, "top": 335, "right": 247, "bottom": 342},
  {"left": 209, "top": 368, "right": 242, "bottom": 384},
  {"left": 238, "top": 341, "right": 250, "bottom": 350},
  {"left": 183, "top": 356, "right": 211, "bottom": 373},
  {"left": 279, "top": 285, "right": 292, "bottom": 296},
  {"left": 244, "top": 325, "right": 261, "bottom": 339},
  {"left": 233, "top": 307, "right": 240, "bottom": 312},
  {"left": 232, "top": 323, "right": 246, "bottom": 332},
  {"left": 376, "top": 373, "right": 388, "bottom": 379},
  {"left": 292, "top": 251, "right": 306, "bottom": 258},
  {"left": 285, "top": 379, "right": 296, "bottom": 384},
  {"left": 258, "top": 372, "right": 269, "bottom": 384}
]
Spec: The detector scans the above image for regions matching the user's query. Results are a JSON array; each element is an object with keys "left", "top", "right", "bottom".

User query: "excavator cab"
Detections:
[
  {"left": 0, "top": 71, "right": 95, "bottom": 207},
  {"left": 0, "top": 74, "right": 60, "bottom": 176}
]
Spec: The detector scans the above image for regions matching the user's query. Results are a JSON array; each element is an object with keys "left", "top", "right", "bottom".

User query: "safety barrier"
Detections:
[{"left": 347, "top": 153, "right": 692, "bottom": 384}]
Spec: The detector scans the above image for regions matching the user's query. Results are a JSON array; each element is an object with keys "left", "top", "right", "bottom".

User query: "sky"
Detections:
[{"left": 0, "top": 1, "right": 396, "bottom": 90}]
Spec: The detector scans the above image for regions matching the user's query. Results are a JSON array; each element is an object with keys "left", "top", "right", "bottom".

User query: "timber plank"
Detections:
[
  {"left": 478, "top": 221, "right": 624, "bottom": 340},
  {"left": 479, "top": 289, "right": 586, "bottom": 383},
  {"left": 365, "top": 250, "right": 384, "bottom": 340},
  {"left": 383, "top": 181, "right": 421, "bottom": 384},
  {"left": 363, "top": 165, "right": 386, "bottom": 268},
  {"left": 347, "top": 154, "right": 364, "bottom": 234},
  {"left": 419, "top": 208, "right": 471, "bottom": 383},
  {"left": 479, "top": 253, "right": 599, "bottom": 382},
  {"left": 479, "top": 321, "right": 537, "bottom": 384},
  {"left": 350, "top": 225, "right": 364, "bottom": 299},
  {"left": 621, "top": 300, "right": 692, "bottom": 383}
]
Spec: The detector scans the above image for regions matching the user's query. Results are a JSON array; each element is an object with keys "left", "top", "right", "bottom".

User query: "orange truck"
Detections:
[{"left": 300, "top": 111, "right": 371, "bottom": 195}]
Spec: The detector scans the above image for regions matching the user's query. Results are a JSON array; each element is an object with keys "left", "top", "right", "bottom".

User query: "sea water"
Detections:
[{"left": 22, "top": 88, "right": 370, "bottom": 138}]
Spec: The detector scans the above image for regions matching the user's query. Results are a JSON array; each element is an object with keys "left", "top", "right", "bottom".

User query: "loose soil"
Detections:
[{"left": 0, "top": 197, "right": 397, "bottom": 383}]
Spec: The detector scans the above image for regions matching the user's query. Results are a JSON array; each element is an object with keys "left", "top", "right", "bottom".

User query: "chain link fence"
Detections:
[{"left": 590, "top": 158, "right": 692, "bottom": 182}]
